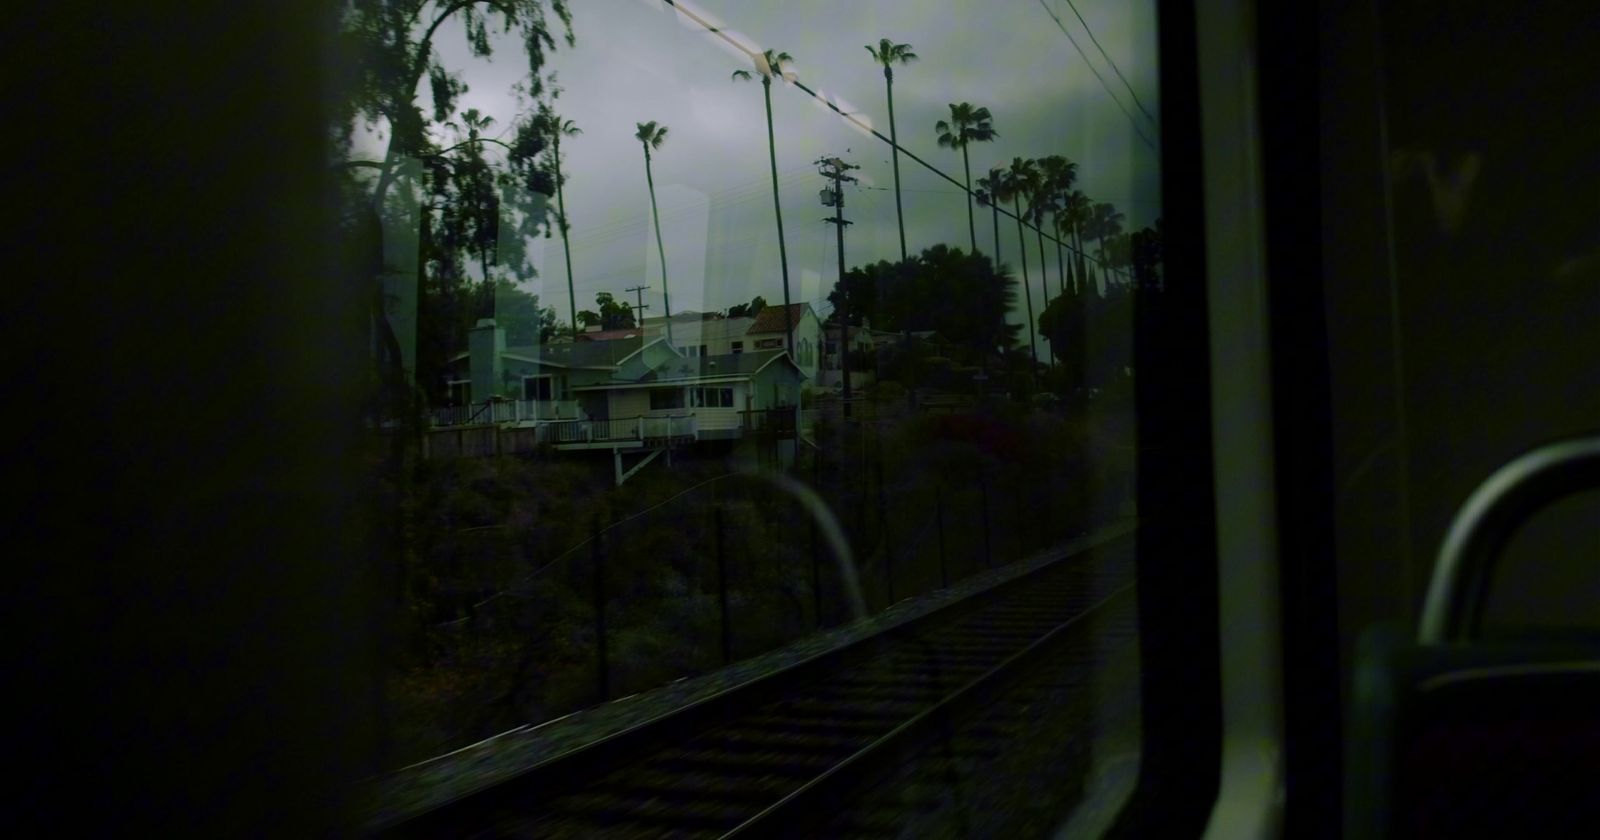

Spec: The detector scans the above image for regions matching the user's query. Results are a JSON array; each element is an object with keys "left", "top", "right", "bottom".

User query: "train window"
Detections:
[{"left": 333, "top": 1, "right": 1198, "bottom": 836}]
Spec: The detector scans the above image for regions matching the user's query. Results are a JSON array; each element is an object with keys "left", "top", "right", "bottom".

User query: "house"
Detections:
[
  {"left": 434, "top": 319, "right": 809, "bottom": 479},
  {"left": 821, "top": 323, "right": 878, "bottom": 371},
  {"left": 571, "top": 344, "right": 805, "bottom": 441},
  {"left": 746, "top": 303, "right": 823, "bottom": 383},
  {"left": 583, "top": 313, "right": 756, "bottom": 360}
]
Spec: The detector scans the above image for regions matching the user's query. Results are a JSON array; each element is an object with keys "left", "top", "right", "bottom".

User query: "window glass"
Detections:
[
  {"left": 343, "top": 1, "right": 1157, "bottom": 833},
  {"left": 522, "top": 376, "right": 553, "bottom": 401}
]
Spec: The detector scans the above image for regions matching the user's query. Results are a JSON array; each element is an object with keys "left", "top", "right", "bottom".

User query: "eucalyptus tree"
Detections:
[
  {"left": 866, "top": 39, "right": 918, "bottom": 260},
  {"left": 935, "top": 103, "right": 998, "bottom": 255},
  {"left": 732, "top": 49, "right": 799, "bottom": 354},
  {"left": 336, "top": 0, "right": 574, "bottom": 403},
  {"left": 634, "top": 121, "right": 674, "bottom": 344},
  {"left": 533, "top": 106, "right": 582, "bottom": 339},
  {"left": 999, "top": 157, "right": 1042, "bottom": 369}
]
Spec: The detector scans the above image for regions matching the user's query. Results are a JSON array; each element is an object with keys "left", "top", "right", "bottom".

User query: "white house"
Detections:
[{"left": 745, "top": 302, "right": 823, "bottom": 384}]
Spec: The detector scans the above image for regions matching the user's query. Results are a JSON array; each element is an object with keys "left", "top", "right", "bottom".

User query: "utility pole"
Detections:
[
  {"left": 624, "top": 284, "right": 652, "bottom": 333},
  {"left": 819, "top": 155, "right": 859, "bottom": 418}
]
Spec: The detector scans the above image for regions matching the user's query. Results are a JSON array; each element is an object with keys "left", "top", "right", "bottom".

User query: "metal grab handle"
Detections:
[{"left": 1419, "top": 435, "right": 1600, "bottom": 645}]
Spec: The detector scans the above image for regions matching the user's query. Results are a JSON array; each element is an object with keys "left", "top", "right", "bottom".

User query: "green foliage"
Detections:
[
  {"left": 726, "top": 295, "right": 767, "bottom": 318},
  {"left": 828, "top": 244, "right": 1020, "bottom": 358},
  {"left": 594, "top": 291, "right": 636, "bottom": 330}
]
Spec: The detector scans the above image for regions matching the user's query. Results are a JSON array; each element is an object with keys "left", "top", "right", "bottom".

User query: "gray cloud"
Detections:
[{"left": 364, "top": 0, "right": 1159, "bottom": 354}]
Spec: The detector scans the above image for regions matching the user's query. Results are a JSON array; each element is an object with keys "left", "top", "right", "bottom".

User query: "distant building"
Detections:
[{"left": 745, "top": 303, "right": 823, "bottom": 383}]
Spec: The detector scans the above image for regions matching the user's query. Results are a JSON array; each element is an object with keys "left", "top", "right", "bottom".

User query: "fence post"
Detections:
[
  {"left": 937, "top": 484, "right": 948, "bottom": 589},
  {"left": 715, "top": 506, "right": 731, "bottom": 665},
  {"left": 592, "top": 516, "right": 608, "bottom": 702}
]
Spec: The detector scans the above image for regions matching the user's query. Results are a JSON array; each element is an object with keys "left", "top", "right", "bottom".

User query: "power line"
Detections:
[
  {"left": 1034, "top": 0, "right": 1158, "bottom": 150},
  {"left": 657, "top": 0, "right": 1120, "bottom": 272},
  {"left": 1058, "top": 0, "right": 1159, "bottom": 129}
]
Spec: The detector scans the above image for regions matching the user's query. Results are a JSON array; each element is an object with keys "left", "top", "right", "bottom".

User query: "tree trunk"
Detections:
[
  {"left": 764, "top": 78, "right": 794, "bottom": 356},
  {"left": 556, "top": 134, "right": 578, "bottom": 340},
  {"left": 962, "top": 146, "right": 976, "bottom": 255},
  {"left": 886, "top": 70, "right": 906, "bottom": 262},
  {"left": 1036, "top": 223, "right": 1052, "bottom": 369},
  {"left": 1013, "top": 197, "right": 1036, "bottom": 369},
  {"left": 643, "top": 146, "right": 672, "bottom": 345}
]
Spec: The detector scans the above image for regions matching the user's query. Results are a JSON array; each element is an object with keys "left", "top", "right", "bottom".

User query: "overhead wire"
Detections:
[
  {"left": 657, "top": 0, "right": 1120, "bottom": 273},
  {"left": 1057, "top": 0, "right": 1159, "bottom": 129},
  {"left": 1034, "top": 0, "right": 1158, "bottom": 151}
]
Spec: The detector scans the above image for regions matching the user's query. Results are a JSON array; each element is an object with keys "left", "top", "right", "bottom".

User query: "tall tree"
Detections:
[
  {"left": 732, "top": 49, "right": 798, "bottom": 356},
  {"left": 1089, "top": 201, "right": 1126, "bottom": 288},
  {"left": 865, "top": 39, "right": 918, "bottom": 261},
  {"left": 975, "top": 167, "right": 1007, "bottom": 264},
  {"left": 935, "top": 103, "right": 998, "bottom": 255},
  {"left": 634, "top": 121, "right": 673, "bottom": 344},
  {"left": 533, "top": 105, "right": 582, "bottom": 339},
  {"left": 336, "top": 1, "right": 573, "bottom": 409},
  {"left": 1036, "top": 155, "right": 1079, "bottom": 300},
  {"left": 1060, "top": 189, "right": 1093, "bottom": 293},
  {"left": 593, "top": 291, "right": 636, "bottom": 330},
  {"left": 999, "top": 157, "right": 1041, "bottom": 369}
]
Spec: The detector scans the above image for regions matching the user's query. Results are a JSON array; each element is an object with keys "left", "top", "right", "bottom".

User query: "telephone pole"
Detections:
[
  {"left": 624, "top": 284, "right": 652, "bottom": 332},
  {"left": 819, "top": 155, "right": 859, "bottom": 418}
]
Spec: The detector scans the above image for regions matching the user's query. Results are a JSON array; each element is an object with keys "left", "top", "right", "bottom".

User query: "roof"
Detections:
[
  {"left": 575, "top": 327, "right": 649, "bottom": 342},
  {"left": 747, "top": 303, "right": 814, "bottom": 335},
  {"left": 652, "top": 350, "right": 796, "bottom": 381},
  {"left": 511, "top": 337, "right": 643, "bottom": 368},
  {"left": 571, "top": 349, "right": 803, "bottom": 390}
]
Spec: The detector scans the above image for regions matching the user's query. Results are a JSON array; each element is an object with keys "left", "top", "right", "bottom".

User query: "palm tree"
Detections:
[
  {"left": 973, "top": 166, "right": 1007, "bottom": 392},
  {"left": 1061, "top": 189, "right": 1093, "bottom": 294},
  {"left": 975, "top": 167, "right": 1007, "bottom": 264},
  {"left": 1026, "top": 170, "right": 1062, "bottom": 371},
  {"left": 999, "top": 157, "right": 1041, "bottom": 369},
  {"left": 866, "top": 39, "right": 917, "bottom": 261},
  {"left": 935, "top": 103, "right": 998, "bottom": 255},
  {"left": 733, "top": 49, "right": 798, "bottom": 355},
  {"left": 1090, "top": 201, "right": 1125, "bottom": 288},
  {"left": 536, "top": 107, "right": 582, "bottom": 339},
  {"left": 634, "top": 120, "right": 673, "bottom": 345},
  {"left": 1036, "top": 155, "right": 1078, "bottom": 301}
]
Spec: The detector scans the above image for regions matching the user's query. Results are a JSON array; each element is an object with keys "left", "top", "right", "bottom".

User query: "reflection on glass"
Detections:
[{"left": 337, "top": 1, "right": 1160, "bottom": 833}]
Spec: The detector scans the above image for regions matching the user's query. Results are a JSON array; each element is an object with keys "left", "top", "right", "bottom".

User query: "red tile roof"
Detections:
[{"left": 747, "top": 302, "right": 812, "bottom": 334}]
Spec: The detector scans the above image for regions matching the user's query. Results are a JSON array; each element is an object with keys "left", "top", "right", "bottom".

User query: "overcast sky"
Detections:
[{"left": 358, "top": 0, "right": 1160, "bottom": 352}]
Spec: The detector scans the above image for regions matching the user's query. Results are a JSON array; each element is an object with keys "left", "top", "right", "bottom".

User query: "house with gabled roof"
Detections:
[
  {"left": 434, "top": 318, "right": 809, "bottom": 479},
  {"left": 745, "top": 302, "right": 822, "bottom": 383}
]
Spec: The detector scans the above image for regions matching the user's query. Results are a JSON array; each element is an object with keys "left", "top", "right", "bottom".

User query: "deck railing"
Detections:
[{"left": 535, "top": 414, "right": 698, "bottom": 446}]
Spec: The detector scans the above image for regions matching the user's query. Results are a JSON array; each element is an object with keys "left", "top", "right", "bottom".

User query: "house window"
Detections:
[
  {"left": 650, "top": 389, "right": 684, "bottom": 410},
  {"left": 755, "top": 337, "right": 782, "bottom": 350},
  {"left": 699, "top": 344, "right": 708, "bottom": 357},
  {"left": 448, "top": 380, "right": 471, "bottom": 407},
  {"left": 522, "top": 375, "right": 553, "bottom": 401},
  {"left": 685, "top": 345, "right": 698, "bottom": 357},
  {"left": 731, "top": 341, "right": 743, "bottom": 354},
  {"left": 690, "top": 387, "right": 734, "bottom": 408}
]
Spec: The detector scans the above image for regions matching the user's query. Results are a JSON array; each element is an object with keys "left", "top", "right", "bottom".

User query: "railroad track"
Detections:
[{"left": 380, "top": 536, "right": 1135, "bottom": 838}]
